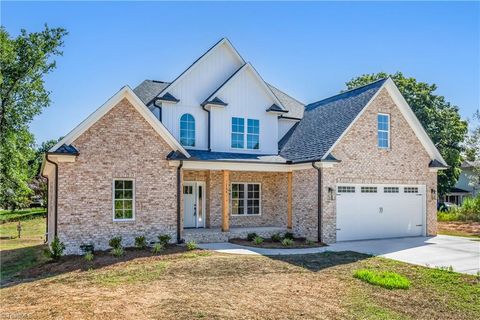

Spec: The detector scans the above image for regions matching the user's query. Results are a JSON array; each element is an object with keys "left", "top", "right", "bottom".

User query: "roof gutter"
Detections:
[
  {"left": 312, "top": 162, "right": 322, "bottom": 243},
  {"left": 44, "top": 154, "right": 58, "bottom": 238},
  {"left": 176, "top": 160, "right": 184, "bottom": 243},
  {"left": 201, "top": 105, "right": 211, "bottom": 151}
]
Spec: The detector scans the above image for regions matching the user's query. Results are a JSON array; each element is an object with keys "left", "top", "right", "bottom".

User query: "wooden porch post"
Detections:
[
  {"left": 222, "top": 170, "right": 230, "bottom": 232},
  {"left": 287, "top": 171, "right": 293, "bottom": 229}
]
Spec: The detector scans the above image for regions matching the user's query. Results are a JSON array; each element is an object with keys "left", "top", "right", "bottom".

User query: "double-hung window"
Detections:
[
  {"left": 231, "top": 183, "right": 261, "bottom": 215},
  {"left": 377, "top": 113, "right": 390, "bottom": 149},
  {"left": 231, "top": 117, "right": 260, "bottom": 150},
  {"left": 113, "top": 179, "right": 134, "bottom": 221}
]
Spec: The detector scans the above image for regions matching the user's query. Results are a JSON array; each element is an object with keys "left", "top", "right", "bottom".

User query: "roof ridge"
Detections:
[
  {"left": 267, "top": 82, "right": 305, "bottom": 106},
  {"left": 306, "top": 78, "right": 387, "bottom": 110}
]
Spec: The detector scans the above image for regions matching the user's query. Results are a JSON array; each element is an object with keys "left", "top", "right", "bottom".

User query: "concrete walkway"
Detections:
[{"left": 198, "top": 235, "right": 480, "bottom": 275}]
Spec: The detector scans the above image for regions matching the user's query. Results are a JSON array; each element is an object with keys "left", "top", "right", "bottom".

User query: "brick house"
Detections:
[{"left": 42, "top": 38, "right": 447, "bottom": 254}]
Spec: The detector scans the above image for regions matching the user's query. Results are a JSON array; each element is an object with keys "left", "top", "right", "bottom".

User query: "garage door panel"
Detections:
[{"left": 336, "top": 184, "right": 425, "bottom": 241}]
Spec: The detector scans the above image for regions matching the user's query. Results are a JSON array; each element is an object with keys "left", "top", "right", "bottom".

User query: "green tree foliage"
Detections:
[
  {"left": 346, "top": 72, "right": 468, "bottom": 195},
  {"left": 0, "top": 26, "right": 67, "bottom": 209},
  {"left": 464, "top": 110, "right": 480, "bottom": 190}
]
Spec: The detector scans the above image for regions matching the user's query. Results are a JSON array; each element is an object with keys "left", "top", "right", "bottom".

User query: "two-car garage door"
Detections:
[{"left": 336, "top": 184, "right": 426, "bottom": 241}]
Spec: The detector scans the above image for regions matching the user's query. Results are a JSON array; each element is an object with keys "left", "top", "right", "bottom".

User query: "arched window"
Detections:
[{"left": 180, "top": 113, "right": 195, "bottom": 147}]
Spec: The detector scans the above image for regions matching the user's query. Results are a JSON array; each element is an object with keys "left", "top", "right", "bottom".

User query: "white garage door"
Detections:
[{"left": 336, "top": 184, "right": 425, "bottom": 241}]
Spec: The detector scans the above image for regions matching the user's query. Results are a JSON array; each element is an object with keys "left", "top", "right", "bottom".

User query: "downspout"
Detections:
[
  {"left": 176, "top": 160, "right": 184, "bottom": 243},
  {"left": 201, "top": 105, "right": 211, "bottom": 151},
  {"left": 153, "top": 99, "right": 162, "bottom": 122},
  {"left": 312, "top": 162, "right": 322, "bottom": 243},
  {"left": 44, "top": 154, "right": 58, "bottom": 238},
  {"left": 40, "top": 170, "right": 49, "bottom": 243}
]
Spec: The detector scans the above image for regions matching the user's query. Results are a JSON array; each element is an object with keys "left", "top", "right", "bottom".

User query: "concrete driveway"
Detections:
[{"left": 199, "top": 235, "right": 480, "bottom": 275}]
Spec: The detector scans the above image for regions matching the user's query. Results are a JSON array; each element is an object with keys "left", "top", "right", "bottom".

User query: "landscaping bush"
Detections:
[
  {"left": 44, "top": 236, "right": 65, "bottom": 261},
  {"left": 109, "top": 236, "right": 122, "bottom": 249},
  {"left": 353, "top": 269, "right": 410, "bottom": 290},
  {"left": 282, "top": 238, "right": 294, "bottom": 246},
  {"left": 284, "top": 232, "right": 294, "bottom": 240},
  {"left": 186, "top": 240, "right": 197, "bottom": 250},
  {"left": 152, "top": 243, "right": 164, "bottom": 254},
  {"left": 247, "top": 233, "right": 258, "bottom": 241},
  {"left": 112, "top": 246, "right": 124, "bottom": 257},
  {"left": 84, "top": 252, "right": 94, "bottom": 262},
  {"left": 134, "top": 236, "right": 147, "bottom": 249},
  {"left": 438, "top": 194, "right": 480, "bottom": 222},
  {"left": 271, "top": 233, "right": 282, "bottom": 242},
  {"left": 158, "top": 234, "right": 172, "bottom": 246},
  {"left": 253, "top": 236, "right": 264, "bottom": 245}
]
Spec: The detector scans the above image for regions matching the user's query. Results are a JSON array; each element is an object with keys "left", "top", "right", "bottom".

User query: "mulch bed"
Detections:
[
  {"left": 438, "top": 221, "right": 480, "bottom": 237},
  {"left": 229, "top": 238, "right": 326, "bottom": 249}
]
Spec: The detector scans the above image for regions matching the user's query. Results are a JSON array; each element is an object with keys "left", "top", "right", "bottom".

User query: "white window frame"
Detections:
[
  {"left": 112, "top": 178, "right": 135, "bottom": 222},
  {"left": 377, "top": 113, "right": 390, "bottom": 149},
  {"left": 231, "top": 117, "right": 260, "bottom": 150},
  {"left": 230, "top": 182, "right": 262, "bottom": 216},
  {"left": 179, "top": 113, "right": 196, "bottom": 147}
]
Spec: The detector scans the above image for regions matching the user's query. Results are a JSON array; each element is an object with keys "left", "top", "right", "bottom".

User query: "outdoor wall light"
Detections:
[
  {"left": 328, "top": 187, "right": 335, "bottom": 200},
  {"left": 431, "top": 188, "right": 437, "bottom": 200}
]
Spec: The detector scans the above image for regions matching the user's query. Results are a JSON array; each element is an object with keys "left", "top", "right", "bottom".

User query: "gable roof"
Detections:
[
  {"left": 133, "top": 80, "right": 169, "bottom": 105},
  {"left": 268, "top": 83, "right": 305, "bottom": 119},
  {"left": 202, "top": 63, "right": 287, "bottom": 111},
  {"left": 49, "top": 86, "right": 190, "bottom": 158},
  {"left": 156, "top": 38, "right": 245, "bottom": 99},
  {"left": 280, "top": 78, "right": 447, "bottom": 166}
]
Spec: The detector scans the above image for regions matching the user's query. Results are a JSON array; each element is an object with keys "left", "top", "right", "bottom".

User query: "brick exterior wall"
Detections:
[
  {"left": 56, "top": 98, "right": 178, "bottom": 254},
  {"left": 319, "top": 88, "right": 438, "bottom": 243}
]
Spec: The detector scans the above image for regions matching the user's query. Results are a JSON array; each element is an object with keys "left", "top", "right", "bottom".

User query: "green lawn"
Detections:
[
  {"left": 0, "top": 208, "right": 46, "bottom": 223},
  {"left": 0, "top": 217, "right": 47, "bottom": 281}
]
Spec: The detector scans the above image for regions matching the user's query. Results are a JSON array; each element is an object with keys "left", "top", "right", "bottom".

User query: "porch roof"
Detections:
[{"left": 168, "top": 149, "right": 288, "bottom": 164}]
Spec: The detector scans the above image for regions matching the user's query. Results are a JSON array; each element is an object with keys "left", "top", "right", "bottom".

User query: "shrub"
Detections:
[
  {"left": 80, "top": 244, "right": 94, "bottom": 254},
  {"left": 247, "top": 233, "right": 258, "bottom": 241},
  {"left": 84, "top": 252, "right": 94, "bottom": 262},
  {"left": 282, "top": 238, "right": 294, "bottom": 246},
  {"left": 186, "top": 240, "right": 198, "bottom": 250},
  {"left": 158, "top": 234, "right": 172, "bottom": 246},
  {"left": 271, "top": 233, "right": 282, "bottom": 242},
  {"left": 44, "top": 236, "right": 65, "bottom": 260},
  {"left": 438, "top": 195, "right": 480, "bottom": 222},
  {"left": 353, "top": 269, "right": 410, "bottom": 289},
  {"left": 152, "top": 243, "right": 164, "bottom": 254},
  {"left": 111, "top": 246, "right": 124, "bottom": 257},
  {"left": 109, "top": 236, "right": 122, "bottom": 249},
  {"left": 284, "top": 232, "right": 294, "bottom": 240},
  {"left": 253, "top": 236, "right": 264, "bottom": 245},
  {"left": 305, "top": 239, "right": 315, "bottom": 246},
  {"left": 134, "top": 236, "right": 147, "bottom": 249}
]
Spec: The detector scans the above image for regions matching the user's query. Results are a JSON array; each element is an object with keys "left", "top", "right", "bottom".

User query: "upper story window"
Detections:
[
  {"left": 231, "top": 117, "right": 260, "bottom": 150},
  {"left": 113, "top": 179, "right": 135, "bottom": 221},
  {"left": 377, "top": 113, "right": 390, "bottom": 149},
  {"left": 180, "top": 113, "right": 195, "bottom": 147}
]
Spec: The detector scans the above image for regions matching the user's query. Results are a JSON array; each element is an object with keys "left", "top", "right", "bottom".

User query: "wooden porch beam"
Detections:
[
  {"left": 287, "top": 171, "right": 293, "bottom": 229},
  {"left": 222, "top": 170, "right": 230, "bottom": 232}
]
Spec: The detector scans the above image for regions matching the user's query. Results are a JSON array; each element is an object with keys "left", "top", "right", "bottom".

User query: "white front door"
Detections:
[
  {"left": 336, "top": 184, "right": 425, "bottom": 241},
  {"left": 183, "top": 181, "right": 206, "bottom": 228}
]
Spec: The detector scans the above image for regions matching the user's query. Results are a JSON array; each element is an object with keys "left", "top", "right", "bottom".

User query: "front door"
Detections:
[{"left": 183, "top": 181, "right": 206, "bottom": 228}]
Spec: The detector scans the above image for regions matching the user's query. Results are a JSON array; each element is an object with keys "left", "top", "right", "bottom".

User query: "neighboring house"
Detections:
[
  {"left": 444, "top": 160, "right": 480, "bottom": 205},
  {"left": 42, "top": 38, "right": 447, "bottom": 254}
]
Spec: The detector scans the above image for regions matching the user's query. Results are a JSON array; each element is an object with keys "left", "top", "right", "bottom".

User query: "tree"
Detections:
[
  {"left": 346, "top": 72, "right": 468, "bottom": 196},
  {"left": 0, "top": 26, "right": 67, "bottom": 209},
  {"left": 464, "top": 110, "right": 480, "bottom": 191}
]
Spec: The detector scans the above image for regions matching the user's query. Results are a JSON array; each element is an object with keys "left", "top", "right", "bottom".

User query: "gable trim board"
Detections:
[
  {"left": 321, "top": 78, "right": 446, "bottom": 166},
  {"left": 49, "top": 86, "right": 190, "bottom": 159},
  {"left": 157, "top": 38, "right": 245, "bottom": 100}
]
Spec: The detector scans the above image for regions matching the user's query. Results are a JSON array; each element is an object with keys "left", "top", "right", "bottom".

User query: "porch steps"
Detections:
[{"left": 183, "top": 226, "right": 289, "bottom": 243}]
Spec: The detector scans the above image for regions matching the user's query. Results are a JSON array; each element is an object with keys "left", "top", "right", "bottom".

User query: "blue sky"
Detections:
[{"left": 2, "top": 1, "right": 479, "bottom": 145}]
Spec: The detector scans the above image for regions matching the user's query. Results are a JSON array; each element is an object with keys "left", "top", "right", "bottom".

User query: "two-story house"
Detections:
[{"left": 42, "top": 38, "right": 447, "bottom": 254}]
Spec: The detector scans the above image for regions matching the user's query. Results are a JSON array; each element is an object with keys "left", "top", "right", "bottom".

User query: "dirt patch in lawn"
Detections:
[
  {"left": 230, "top": 237, "right": 325, "bottom": 248},
  {"left": 438, "top": 221, "right": 480, "bottom": 238}
]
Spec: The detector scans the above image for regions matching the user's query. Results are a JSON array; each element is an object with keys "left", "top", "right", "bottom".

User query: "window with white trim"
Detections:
[
  {"left": 231, "top": 117, "right": 260, "bottom": 150},
  {"left": 377, "top": 114, "right": 390, "bottom": 149},
  {"left": 180, "top": 113, "right": 195, "bottom": 147},
  {"left": 404, "top": 187, "right": 419, "bottom": 193},
  {"left": 361, "top": 186, "right": 377, "bottom": 193},
  {"left": 231, "top": 183, "right": 261, "bottom": 215},
  {"left": 113, "top": 179, "right": 134, "bottom": 220},
  {"left": 338, "top": 186, "right": 355, "bottom": 193},
  {"left": 384, "top": 187, "right": 399, "bottom": 193}
]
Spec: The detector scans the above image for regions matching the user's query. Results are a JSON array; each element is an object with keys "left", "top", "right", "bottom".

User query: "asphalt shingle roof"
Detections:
[
  {"left": 133, "top": 80, "right": 170, "bottom": 105},
  {"left": 52, "top": 144, "right": 79, "bottom": 155},
  {"left": 268, "top": 83, "right": 305, "bottom": 119},
  {"left": 168, "top": 149, "right": 287, "bottom": 163},
  {"left": 279, "top": 78, "right": 387, "bottom": 163}
]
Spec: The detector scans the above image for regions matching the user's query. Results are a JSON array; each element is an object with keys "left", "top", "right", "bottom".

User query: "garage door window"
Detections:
[
  {"left": 384, "top": 187, "right": 399, "bottom": 193},
  {"left": 404, "top": 187, "right": 419, "bottom": 193},
  {"left": 338, "top": 186, "right": 355, "bottom": 193},
  {"left": 361, "top": 186, "right": 377, "bottom": 193}
]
